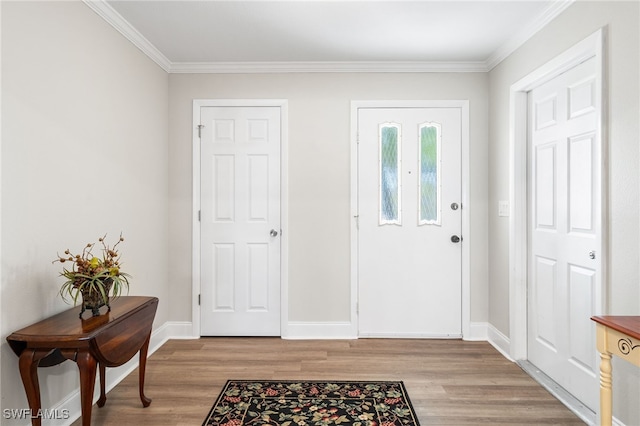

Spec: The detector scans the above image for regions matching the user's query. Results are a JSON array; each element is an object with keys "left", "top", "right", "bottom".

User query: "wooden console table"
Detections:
[
  {"left": 591, "top": 316, "right": 640, "bottom": 426},
  {"left": 6, "top": 296, "right": 158, "bottom": 426}
]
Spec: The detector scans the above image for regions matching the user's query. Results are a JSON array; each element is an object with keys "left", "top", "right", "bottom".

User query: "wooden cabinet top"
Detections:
[{"left": 591, "top": 316, "right": 640, "bottom": 341}]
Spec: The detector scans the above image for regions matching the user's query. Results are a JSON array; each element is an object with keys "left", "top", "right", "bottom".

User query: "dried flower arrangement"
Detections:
[{"left": 54, "top": 234, "right": 130, "bottom": 316}]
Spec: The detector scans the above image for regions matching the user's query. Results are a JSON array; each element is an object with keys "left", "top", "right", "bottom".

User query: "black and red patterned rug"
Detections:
[{"left": 202, "top": 380, "right": 420, "bottom": 426}]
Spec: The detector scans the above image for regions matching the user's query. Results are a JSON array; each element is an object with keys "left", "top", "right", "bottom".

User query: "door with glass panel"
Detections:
[{"left": 357, "top": 107, "right": 462, "bottom": 337}]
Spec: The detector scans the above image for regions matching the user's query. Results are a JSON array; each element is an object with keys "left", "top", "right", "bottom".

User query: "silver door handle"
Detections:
[
  {"left": 270, "top": 229, "right": 279, "bottom": 237},
  {"left": 451, "top": 235, "right": 461, "bottom": 243}
]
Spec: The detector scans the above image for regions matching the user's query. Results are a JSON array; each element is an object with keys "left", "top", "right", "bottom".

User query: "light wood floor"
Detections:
[{"left": 74, "top": 338, "right": 585, "bottom": 425}]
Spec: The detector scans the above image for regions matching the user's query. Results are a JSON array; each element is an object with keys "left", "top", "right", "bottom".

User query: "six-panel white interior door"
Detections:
[
  {"left": 199, "top": 105, "right": 281, "bottom": 336},
  {"left": 357, "top": 107, "right": 462, "bottom": 337},
  {"left": 527, "top": 56, "right": 601, "bottom": 411}
]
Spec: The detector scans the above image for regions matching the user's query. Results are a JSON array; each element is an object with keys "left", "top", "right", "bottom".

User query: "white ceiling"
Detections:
[{"left": 95, "top": 0, "right": 574, "bottom": 72}]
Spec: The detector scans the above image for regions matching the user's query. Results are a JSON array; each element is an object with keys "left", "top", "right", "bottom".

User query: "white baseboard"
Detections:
[
  {"left": 613, "top": 416, "right": 628, "bottom": 426},
  {"left": 486, "top": 323, "right": 514, "bottom": 362},
  {"left": 285, "top": 322, "right": 480, "bottom": 340},
  {"left": 43, "top": 321, "right": 194, "bottom": 426},
  {"left": 283, "top": 321, "right": 357, "bottom": 339},
  {"left": 464, "top": 321, "right": 489, "bottom": 341},
  {"left": 157, "top": 320, "right": 198, "bottom": 340},
  {"left": 359, "top": 332, "right": 462, "bottom": 338}
]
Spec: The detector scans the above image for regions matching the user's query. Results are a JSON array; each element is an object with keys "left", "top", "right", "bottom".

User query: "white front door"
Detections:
[
  {"left": 357, "top": 107, "right": 462, "bottom": 337},
  {"left": 199, "top": 106, "right": 281, "bottom": 336},
  {"left": 527, "top": 56, "right": 600, "bottom": 410}
]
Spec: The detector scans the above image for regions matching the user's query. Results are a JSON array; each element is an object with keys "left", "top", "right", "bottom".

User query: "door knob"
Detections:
[
  {"left": 270, "top": 229, "right": 279, "bottom": 237},
  {"left": 451, "top": 235, "right": 461, "bottom": 243}
]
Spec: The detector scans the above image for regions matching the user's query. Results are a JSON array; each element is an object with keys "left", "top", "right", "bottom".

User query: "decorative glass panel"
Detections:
[
  {"left": 419, "top": 123, "right": 441, "bottom": 225},
  {"left": 379, "top": 123, "right": 401, "bottom": 225}
]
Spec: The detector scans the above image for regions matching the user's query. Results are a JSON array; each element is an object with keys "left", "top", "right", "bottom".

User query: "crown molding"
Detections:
[
  {"left": 83, "top": 0, "right": 172, "bottom": 72},
  {"left": 485, "top": 0, "right": 575, "bottom": 70},
  {"left": 169, "top": 61, "right": 488, "bottom": 74},
  {"left": 85, "top": 0, "right": 574, "bottom": 75}
]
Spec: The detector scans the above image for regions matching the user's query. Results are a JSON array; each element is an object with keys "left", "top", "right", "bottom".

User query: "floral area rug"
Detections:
[{"left": 202, "top": 380, "right": 420, "bottom": 426}]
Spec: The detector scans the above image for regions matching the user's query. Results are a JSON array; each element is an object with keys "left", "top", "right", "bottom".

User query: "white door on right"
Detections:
[{"left": 528, "top": 56, "right": 601, "bottom": 411}]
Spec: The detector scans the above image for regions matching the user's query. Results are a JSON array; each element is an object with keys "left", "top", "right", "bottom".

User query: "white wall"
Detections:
[
  {"left": 0, "top": 1, "right": 170, "bottom": 422},
  {"left": 168, "top": 72, "right": 489, "bottom": 328},
  {"left": 488, "top": 1, "right": 639, "bottom": 423}
]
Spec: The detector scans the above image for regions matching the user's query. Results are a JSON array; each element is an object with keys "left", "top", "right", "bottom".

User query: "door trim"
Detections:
[
  {"left": 192, "top": 99, "right": 289, "bottom": 337},
  {"left": 350, "top": 100, "right": 471, "bottom": 338},
  {"left": 508, "top": 29, "right": 607, "bottom": 361}
]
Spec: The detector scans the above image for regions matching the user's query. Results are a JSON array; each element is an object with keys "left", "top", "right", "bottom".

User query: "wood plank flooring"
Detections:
[{"left": 74, "top": 338, "right": 585, "bottom": 425}]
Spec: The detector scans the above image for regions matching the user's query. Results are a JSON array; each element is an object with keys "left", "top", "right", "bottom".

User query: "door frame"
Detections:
[
  {"left": 508, "top": 29, "right": 607, "bottom": 361},
  {"left": 350, "top": 100, "right": 471, "bottom": 338},
  {"left": 192, "top": 99, "right": 289, "bottom": 337}
]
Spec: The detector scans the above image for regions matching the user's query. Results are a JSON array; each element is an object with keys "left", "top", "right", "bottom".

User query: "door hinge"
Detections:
[
  {"left": 198, "top": 294, "right": 201, "bottom": 306},
  {"left": 198, "top": 210, "right": 201, "bottom": 222},
  {"left": 197, "top": 124, "right": 204, "bottom": 138}
]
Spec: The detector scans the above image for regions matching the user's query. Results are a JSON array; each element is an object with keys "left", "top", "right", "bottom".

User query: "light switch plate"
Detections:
[{"left": 498, "top": 200, "right": 510, "bottom": 217}]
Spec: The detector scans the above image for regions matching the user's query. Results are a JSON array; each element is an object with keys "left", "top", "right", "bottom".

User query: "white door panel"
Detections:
[
  {"left": 200, "top": 106, "right": 281, "bottom": 336},
  {"left": 528, "top": 56, "right": 600, "bottom": 410},
  {"left": 358, "top": 107, "right": 462, "bottom": 337}
]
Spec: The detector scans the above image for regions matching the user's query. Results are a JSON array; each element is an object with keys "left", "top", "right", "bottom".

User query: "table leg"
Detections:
[
  {"left": 97, "top": 363, "right": 107, "bottom": 407},
  {"left": 599, "top": 351, "right": 613, "bottom": 426},
  {"left": 138, "top": 332, "right": 152, "bottom": 407},
  {"left": 76, "top": 351, "right": 98, "bottom": 426},
  {"left": 18, "top": 349, "right": 46, "bottom": 426}
]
